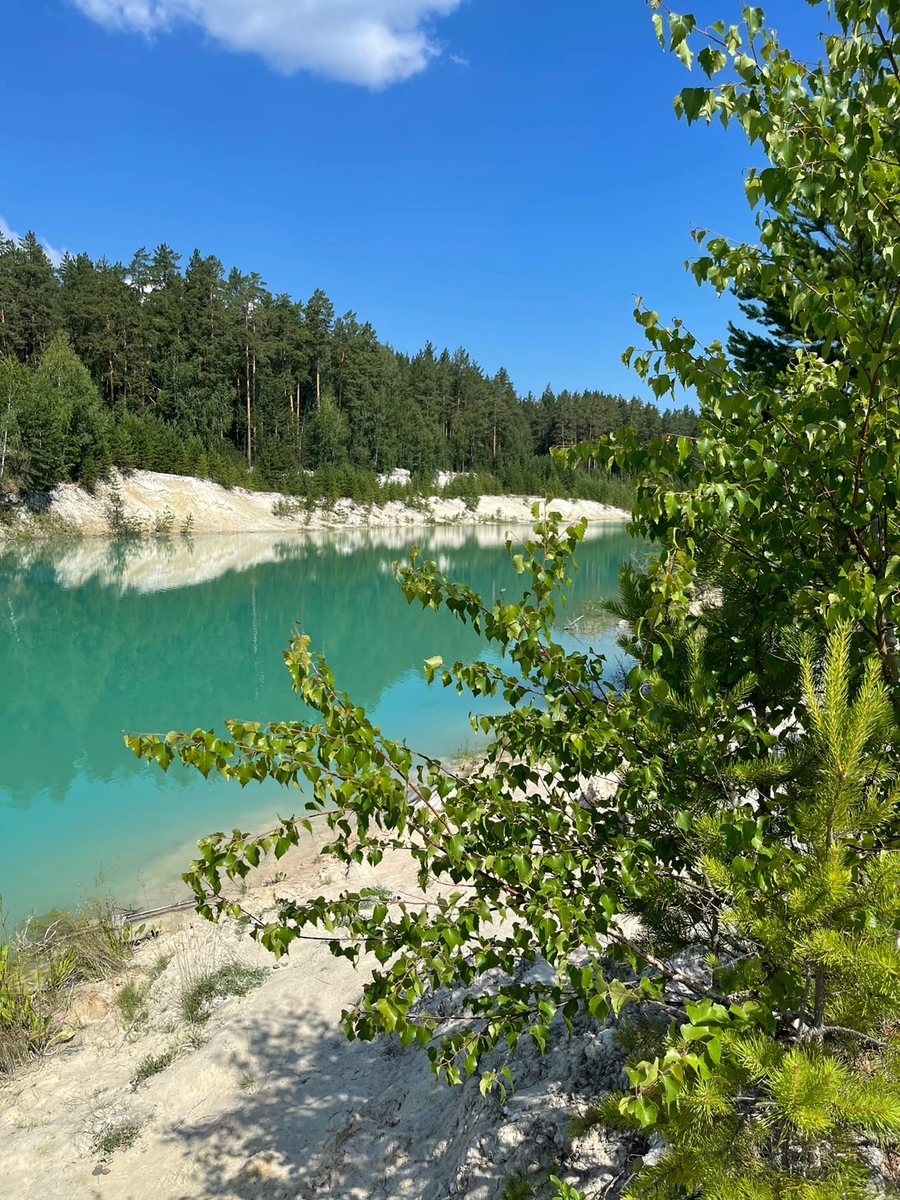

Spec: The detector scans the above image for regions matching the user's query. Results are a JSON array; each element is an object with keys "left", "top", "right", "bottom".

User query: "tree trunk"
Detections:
[
  {"left": 877, "top": 606, "right": 900, "bottom": 686},
  {"left": 106, "top": 314, "right": 114, "bottom": 404},
  {"left": 812, "top": 964, "right": 826, "bottom": 1044},
  {"left": 245, "top": 342, "right": 252, "bottom": 469},
  {"left": 871, "top": 516, "right": 900, "bottom": 685},
  {"left": 0, "top": 373, "right": 13, "bottom": 481}
]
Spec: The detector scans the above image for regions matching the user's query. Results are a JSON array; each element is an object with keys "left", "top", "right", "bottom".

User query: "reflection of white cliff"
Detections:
[{"left": 2, "top": 521, "right": 628, "bottom": 596}]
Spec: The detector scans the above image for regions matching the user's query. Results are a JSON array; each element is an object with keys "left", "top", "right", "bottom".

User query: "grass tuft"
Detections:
[
  {"left": 115, "top": 951, "right": 172, "bottom": 1031},
  {"left": 148, "top": 951, "right": 172, "bottom": 980},
  {"left": 92, "top": 1119, "right": 143, "bottom": 1157},
  {"left": 131, "top": 1046, "right": 178, "bottom": 1090},
  {"left": 180, "top": 961, "right": 267, "bottom": 1025},
  {"left": 116, "top": 978, "right": 150, "bottom": 1027},
  {"left": 181, "top": 1027, "right": 207, "bottom": 1051}
]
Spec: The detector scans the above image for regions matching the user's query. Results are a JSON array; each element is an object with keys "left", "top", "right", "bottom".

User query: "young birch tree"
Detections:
[{"left": 129, "top": 4, "right": 900, "bottom": 1196}]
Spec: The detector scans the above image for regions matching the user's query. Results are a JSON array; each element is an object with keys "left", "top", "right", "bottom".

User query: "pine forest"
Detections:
[{"left": 0, "top": 234, "right": 697, "bottom": 503}]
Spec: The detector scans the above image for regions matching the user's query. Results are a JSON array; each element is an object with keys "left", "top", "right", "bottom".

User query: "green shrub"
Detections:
[
  {"left": 440, "top": 472, "right": 498, "bottom": 510},
  {"left": 0, "top": 942, "right": 54, "bottom": 1072}
]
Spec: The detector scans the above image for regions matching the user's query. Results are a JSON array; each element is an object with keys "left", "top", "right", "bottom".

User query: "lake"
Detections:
[{"left": 0, "top": 521, "right": 635, "bottom": 924}]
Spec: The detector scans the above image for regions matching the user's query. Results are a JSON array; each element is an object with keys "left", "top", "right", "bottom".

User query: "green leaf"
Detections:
[{"left": 634, "top": 1096, "right": 660, "bottom": 1127}]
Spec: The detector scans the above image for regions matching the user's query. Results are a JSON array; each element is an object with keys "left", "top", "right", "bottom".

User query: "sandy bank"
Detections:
[
  {"left": 2, "top": 470, "right": 629, "bottom": 540},
  {"left": 0, "top": 814, "right": 631, "bottom": 1200}
]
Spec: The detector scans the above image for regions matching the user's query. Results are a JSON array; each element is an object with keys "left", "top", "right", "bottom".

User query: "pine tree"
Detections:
[
  {"left": 304, "top": 288, "right": 335, "bottom": 411},
  {"left": 0, "top": 232, "right": 58, "bottom": 363},
  {"left": 567, "top": 625, "right": 900, "bottom": 1200}
]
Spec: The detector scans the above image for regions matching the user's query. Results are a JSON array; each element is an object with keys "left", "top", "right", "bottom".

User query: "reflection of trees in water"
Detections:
[{"left": 0, "top": 526, "right": 635, "bottom": 808}]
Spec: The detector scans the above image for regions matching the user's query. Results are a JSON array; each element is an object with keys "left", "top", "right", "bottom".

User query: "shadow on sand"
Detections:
[{"left": 163, "top": 1003, "right": 499, "bottom": 1200}]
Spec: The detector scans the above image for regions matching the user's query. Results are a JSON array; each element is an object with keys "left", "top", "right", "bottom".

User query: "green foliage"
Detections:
[
  {"left": 501, "top": 1167, "right": 542, "bottom": 1199},
  {"left": 0, "top": 356, "right": 27, "bottom": 485},
  {"left": 17, "top": 334, "right": 110, "bottom": 491},
  {"left": 129, "top": 511, "right": 900, "bottom": 1193},
  {"left": 590, "top": 625, "right": 900, "bottom": 1199},
  {"left": 124, "top": 3, "right": 900, "bottom": 1197},
  {"left": 27, "top": 899, "right": 133, "bottom": 984},
  {"left": 105, "top": 477, "right": 143, "bottom": 537},
  {"left": 307, "top": 396, "right": 348, "bottom": 466},
  {"left": 579, "top": 0, "right": 900, "bottom": 693},
  {"left": 0, "top": 941, "right": 55, "bottom": 1071},
  {"left": 0, "top": 899, "right": 133, "bottom": 1072},
  {"left": 151, "top": 506, "right": 175, "bottom": 537},
  {"left": 336, "top": 885, "right": 392, "bottom": 928},
  {"left": 441, "top": 472, "right": 489, "bottom": 510},
  {"left": 0, "top": 231, "right": 56, "bottom": 364},
  {"left": 0, "top": 232, "right": 693, "bottom": 495}
]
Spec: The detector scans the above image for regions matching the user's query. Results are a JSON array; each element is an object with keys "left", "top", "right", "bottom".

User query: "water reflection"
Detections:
[
  {"left": 1, "top": 521, "right": 627, "bottom": 595},
  {"left": 0, "top": 522, "right": 634, "bottom": 919}
]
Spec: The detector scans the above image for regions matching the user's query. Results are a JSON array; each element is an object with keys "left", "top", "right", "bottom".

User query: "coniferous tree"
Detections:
[
  {"left": 16, "top": 334, "right": 108, "bottom": 489},
  {"left": 0, "top": 233, "right": 58, "bottom": 363},
  {"left": 0, "top": 228, "right": 696, "bottom": 492},
  {"left": 304, "top": 288, "right": 334, "bottom": 411}
]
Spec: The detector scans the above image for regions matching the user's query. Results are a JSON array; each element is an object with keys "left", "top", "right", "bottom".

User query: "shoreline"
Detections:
[
  {"left": 0, "top": 468, "right": 631, "bottom": 541},
  {"left": 1, "top": 504, "right": 631, "bottom": 930},
  {"left": 0, "top": 809, "right": 626, "bottom": 1199}
]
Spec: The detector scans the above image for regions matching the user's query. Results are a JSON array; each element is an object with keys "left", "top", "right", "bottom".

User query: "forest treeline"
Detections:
[{"left": 0, "top": 233, "right": 697, "bottom": 501}]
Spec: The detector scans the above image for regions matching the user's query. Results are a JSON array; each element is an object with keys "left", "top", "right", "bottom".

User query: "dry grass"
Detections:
[{"left": 0, "top": 900, "right": 135, "bottom": 1074}]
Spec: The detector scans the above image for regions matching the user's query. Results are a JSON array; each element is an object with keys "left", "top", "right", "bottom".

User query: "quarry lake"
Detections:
[{"left": 0, "top": 521, "right": 635, "bottom": 925}]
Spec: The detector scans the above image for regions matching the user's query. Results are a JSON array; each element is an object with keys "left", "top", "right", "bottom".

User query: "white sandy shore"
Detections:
[
  {"left": 2, "top": 469, "right": 630, "bottom": 540},
  {"left": 0, "top": 817, "right": 628, "bottom": 1200}
]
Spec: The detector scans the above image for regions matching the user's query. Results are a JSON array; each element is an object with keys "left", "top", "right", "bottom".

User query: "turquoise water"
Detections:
[{"left": 0, "top": 522, "right": 634, "bottom": 923}]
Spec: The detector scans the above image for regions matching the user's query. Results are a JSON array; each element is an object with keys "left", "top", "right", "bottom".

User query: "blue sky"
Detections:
[{"left": 1, "top": 1, "right": 829, "bottom": 401}]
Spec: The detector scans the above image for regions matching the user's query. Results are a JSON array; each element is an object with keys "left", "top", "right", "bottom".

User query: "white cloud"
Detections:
[
  {"left": 71, "top": 0, "right": 465, "bottom": 88},
  {"left": 0, "top": 215, "right": 66, "bottom": 268},
  {"left": 42, "top": 239, "right": 65, "bottom": 269}
]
